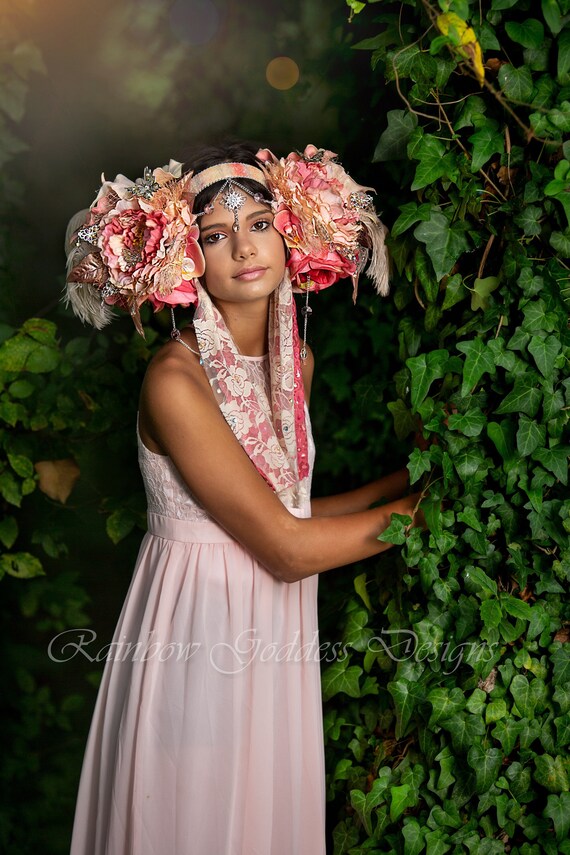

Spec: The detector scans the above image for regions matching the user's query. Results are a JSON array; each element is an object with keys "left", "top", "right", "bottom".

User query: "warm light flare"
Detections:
[{"left": 266, "top": 56, "right": 299, "bottom": 91}]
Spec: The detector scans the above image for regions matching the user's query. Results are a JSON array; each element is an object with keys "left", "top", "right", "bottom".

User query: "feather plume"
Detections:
[
  {"left": 64, "top": 208, "right": 115, "bottom": 329},
  {"left": 359, "top": 210, "right": 391, "bottom": 297}
]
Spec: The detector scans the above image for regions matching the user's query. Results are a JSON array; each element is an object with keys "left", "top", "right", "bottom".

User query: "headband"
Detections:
[{"left": 189, "top": 163, "right": 268, "bottom": 194}]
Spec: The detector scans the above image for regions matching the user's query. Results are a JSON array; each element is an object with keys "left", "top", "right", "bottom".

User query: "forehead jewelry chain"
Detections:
[{"left": 221, "top": 181, "right": 246, "bottom": 232}]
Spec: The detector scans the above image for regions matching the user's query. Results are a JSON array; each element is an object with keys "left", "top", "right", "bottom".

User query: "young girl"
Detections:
[{"left": 65, "top": 141, "right": 424, "bottom": 855}]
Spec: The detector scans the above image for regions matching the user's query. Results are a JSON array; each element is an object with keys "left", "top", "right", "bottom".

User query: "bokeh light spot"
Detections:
[{"left": 266, "top": 57, "right": 300, "bottom": 91}]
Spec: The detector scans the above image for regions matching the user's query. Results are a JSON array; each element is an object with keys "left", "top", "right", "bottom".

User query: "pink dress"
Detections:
[{"left": 69, "top": 354, "right": 326, "bottom": 855}]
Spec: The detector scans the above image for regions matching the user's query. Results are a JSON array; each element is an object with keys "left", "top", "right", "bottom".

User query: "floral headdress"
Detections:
[
  {"left": 65, "top": 160, "right": 205, "bottom": 336},
  {"left": 64, "top": 147, "right": 390, "bottom": 336},
  {"left": 256, "top": 144, "right": 390, "bottom": 300}
]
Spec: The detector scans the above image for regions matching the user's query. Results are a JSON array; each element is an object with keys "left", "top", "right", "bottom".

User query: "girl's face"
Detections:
[{"left": 199, "top": 192, "right": 286, "bottom": 307}]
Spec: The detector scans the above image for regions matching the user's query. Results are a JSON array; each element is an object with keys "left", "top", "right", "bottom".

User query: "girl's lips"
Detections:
[{"left": 234, "top": 267, "right": 268, "bottom": 281}]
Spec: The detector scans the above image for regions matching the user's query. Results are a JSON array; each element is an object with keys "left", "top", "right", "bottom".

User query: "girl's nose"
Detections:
[{"left": 232, "top": 230, "right": 256, "bottom": 259}]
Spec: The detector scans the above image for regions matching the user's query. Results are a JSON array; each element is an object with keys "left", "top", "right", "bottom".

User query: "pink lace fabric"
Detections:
[
  {"left": 136, "top": 356, "right": 315, "bottom": 520},
  {"left": 193, "top": 273, "right": 310, "bottom": 509}
]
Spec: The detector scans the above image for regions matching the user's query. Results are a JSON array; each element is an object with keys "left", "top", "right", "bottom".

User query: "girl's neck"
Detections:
[{"left": 214, "top": 299, "right": 270, "bottom": 357}]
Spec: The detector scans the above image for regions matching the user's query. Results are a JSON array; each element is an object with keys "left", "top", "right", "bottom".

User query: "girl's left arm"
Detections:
[{"left": 311, "top": 468, "right": 410, "bottom": 517}]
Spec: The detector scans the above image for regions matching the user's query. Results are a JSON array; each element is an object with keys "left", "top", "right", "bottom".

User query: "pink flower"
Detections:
[{"left": 287, "top": 248, "right": 356, "bottom": 291}]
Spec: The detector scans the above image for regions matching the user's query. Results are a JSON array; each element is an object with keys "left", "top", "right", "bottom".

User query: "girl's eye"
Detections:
[
  {"left": 204, "top": 232, "right": 225, "bottom": 245},
  {"left": 252, "top": 219, "right": 271, "bottom": 232}
]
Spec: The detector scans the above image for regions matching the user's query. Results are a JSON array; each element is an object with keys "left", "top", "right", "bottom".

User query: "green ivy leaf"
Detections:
[
  {"left": 505, "top": 19, "right": 545, "bottom": 48},
  {"left": 0, "top": 515, "right": 18, "bottom": 548},
  {"left": 467, "top": 744, "right": 503, "bottom": 792},
  {"left": 516, "top": 415, "right": 546, "bottom": 456},
  {"left": 427, "top": 687, "right": 466, "bottom": 726},
  {"left": 492, "top": 718, "right": 523, "bottom": 754},
  {"left": 390, "top": 783, "right": 413, "bottom": 821},
  {"left": 558, "top": 28, "right": 570, "bottom": 85},
  {"left": 543, "top": 792, "right": 570, "bottom": 842},
  {"left": 481, "top": 598, "right": 503, "bottom": 629},
  {"left": 373, "top": 109, "right": 418, "bottom": 161},
  {"left": 533, "top": 754, "right": 570, "bottom": 793},
  {"left": 414, "top": 213, "right": 470, "bottom": 281},
  {"left": 402, "top": 819, "right": 426, "bottom": 855},
  {"left": 552, "top": 645, "right": 570, "bottom": 685},
  {"left": 378, "top": 512, "right": 413, "bottom": 545},
  {"left": 391, "top": 201, "right": 432, "bottom": 238},
  {"left": 407, "top": 447, "right": 432, "bottom": 484},
  {"left": 498, "top": 64, "right": 534, "bottom": 101},
  {"left": 543, "top": 0, "right": 563, "bottom": 35},
  {"left": 528, "top": 334, "right": 562, "bottom": 378},
  {"left": 0, "top": 551, "right": 45, "bottom": 580},
  {"left": 106, "top": 509, "right": 137, "bottom": 544},
  {"left": 442, "top": 273, "right": 467, "bottom": 310},
  {"left": 406, "top": 349, "right": 450, "bottom": 410},
  {"left": 487, "top": 420, "right": 516, "bottom": 460},
  {"left": 494, "top": 376, "right": 542, "bottom": 418},
  {"left": 321, "top": 659, "right": 363, "bottom": 701},
  {"left": 514, "top": 204, "right": 543, "bottom": 236},
  {"left": 502, "top": 594, "right": 533, "bottom": 620},
  {"left": 409, "top": 135, "right": 458, "bottom": 190},
  {"left": 447, "top": 408, "right": 486, "bottom": 437},
  {"left": 471, "top": 276, "right": 500, "bottom": 311},
  {"left": 440, "top": 712, "right": 486, "bottom": 754},
  {"left": 468, "top": 122, "right": 504, "bottom": 171},
  {"left": 387, "top": 399, "right": 417, "bottom": 441},
  {"left": 531, "top": 446, "right": 570, "bottom": 485},
  {"left": 510, "top": 674, "right": 545, "bottom": 718},
  {"left": 456, "top": 337, "right": 497, "bottom": 395},
  {"left": 388, "top": 679, "right": 424, "bottom": 739}
]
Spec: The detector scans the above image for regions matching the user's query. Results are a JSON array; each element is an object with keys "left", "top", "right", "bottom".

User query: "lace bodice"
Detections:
[{"left": 137, "top": 354, "right": 315, "bottom": 522}]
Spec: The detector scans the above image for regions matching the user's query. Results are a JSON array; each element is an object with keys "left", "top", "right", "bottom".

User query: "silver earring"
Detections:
[{"left": 300, "top": 283, "right": 312, "bottom": 360}]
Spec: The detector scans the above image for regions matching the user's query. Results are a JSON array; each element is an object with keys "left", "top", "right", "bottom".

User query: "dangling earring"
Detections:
[{"left": 299, "top": 281, "right": 312, "bottom": 360}]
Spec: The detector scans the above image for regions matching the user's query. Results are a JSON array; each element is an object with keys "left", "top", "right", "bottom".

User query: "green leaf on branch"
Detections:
[
  {"left": 531, "top": 446, "right": 570, "bottom": 484},
  {"left": 470, "top": 276, "right": 500, "bottom": 311},
  {"left": 456, "top": 337, "right": 496, "bottom": 395},
  {"left": 543, "top": 0, "right": 563, "bottom": 35},
  {"left": 388, "top": 679, "right": 424, "bottom": 739},
  {"left": 495, "top": 376, "right": 542, "bottom": 417},
  {"left": 322, "top": 659, "right": 364, "bottom": 701},
  {"left": 406, "top": 349, "right": 450, "bottom": 410},
  {"left": 378, "top": 512, "right": 413, "bottom": 545},
  {"left": 516, "top": 415, "right": 546, "bottom": 456},
  {"left": 467, "top": 745, "right": 503, "bottom": 793},
  {"left": 391, "top": 201, "right": 432, "bottom": 238},
  {"left": 447, "top": 408, "right": 486, "bottom": 437},
  {"left": 533, "top": 754, "right": 570, "bottom": 793},
  {"left": 505, "top": 19, "right": 545, "bottom": 49},
  {"left": 468, "top": 122, "right": 504, "bottom": 171},
  {"left": 528, "top": 334, "right": 561, "bottom": 378},
  {"left": 414, "top": 212, "right": 470, "bottom": 281},
  {"left": 387, "top": 398, "right": 417, "bottom": 440},
  {"left": 373, "top": 109, "right": 418, "bottom": 162},
  {"left": 0, "top": 552, "right": 45, "bottom": 580},
  {"left": 498, "top": 64, "right": 534, "bottom": 102},
  {"left": 543, "top": 792, "right": 570, "bottom": 842}
]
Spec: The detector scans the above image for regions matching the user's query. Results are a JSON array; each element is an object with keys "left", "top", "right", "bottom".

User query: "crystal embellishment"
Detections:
[{"left": 76, "top": 224, "right": 100, "bottom": 245}]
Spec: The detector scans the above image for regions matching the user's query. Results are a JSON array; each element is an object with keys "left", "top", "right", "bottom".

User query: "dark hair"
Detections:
[{"left": 183, "top": 140, "right": 271, "bottom": 214}]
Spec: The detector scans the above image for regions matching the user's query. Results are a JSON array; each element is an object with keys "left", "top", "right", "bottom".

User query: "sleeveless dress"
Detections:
[{"left": 69, "top": 353, "right": 326, "bottom": 855}]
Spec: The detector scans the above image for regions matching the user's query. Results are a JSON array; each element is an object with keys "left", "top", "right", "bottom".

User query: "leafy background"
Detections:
[{"left": 0, "top": 0, "right": 569, "bottom": 853}]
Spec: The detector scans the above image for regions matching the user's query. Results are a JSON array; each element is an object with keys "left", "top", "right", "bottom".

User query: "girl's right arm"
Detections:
[{"left": 139, "top": 346, "right": 425, "bottom": 584}]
